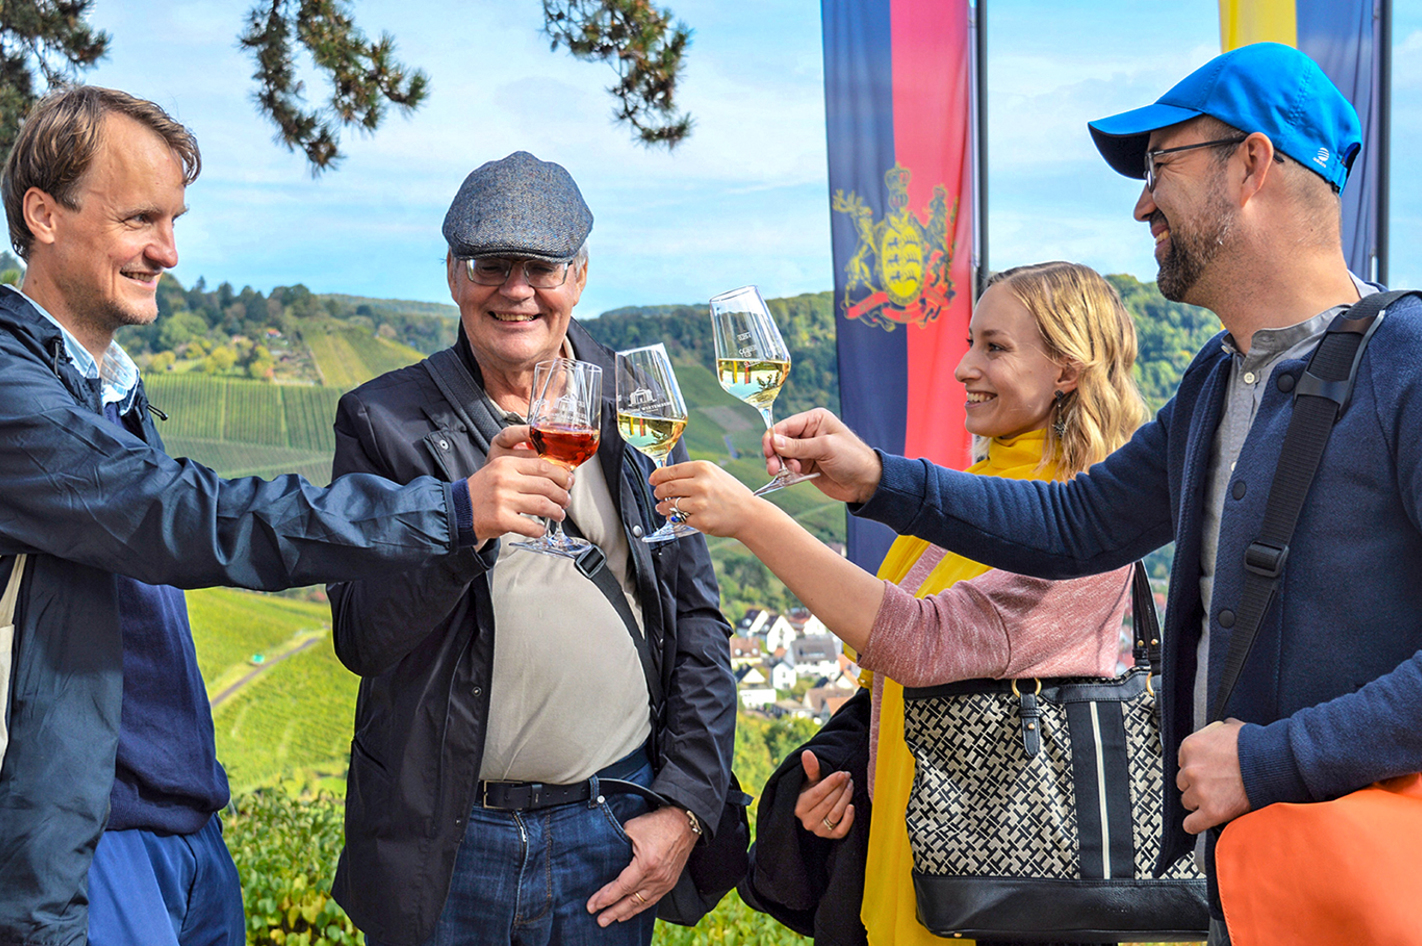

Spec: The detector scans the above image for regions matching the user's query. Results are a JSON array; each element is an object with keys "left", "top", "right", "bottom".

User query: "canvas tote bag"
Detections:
[{"left": 0, "top": 554, "right": 27, "bottom": 772}]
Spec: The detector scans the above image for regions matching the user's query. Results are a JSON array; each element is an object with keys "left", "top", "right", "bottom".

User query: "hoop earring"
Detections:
[{"left": 1052, "top": 390, "right": 1068, "bottom": 438}]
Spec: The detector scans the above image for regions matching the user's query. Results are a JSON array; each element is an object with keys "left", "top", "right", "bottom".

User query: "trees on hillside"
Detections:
[{"left": 1, "top": 0, "right": 693, "bottom": 171}]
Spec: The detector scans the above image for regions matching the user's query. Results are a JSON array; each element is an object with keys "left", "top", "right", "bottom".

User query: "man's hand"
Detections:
[
  {"left": 587, "top": 805, "right": 698, "bottom": 926},
  {"left": 464, "top": 425, "right": 572, "bottom": 542},
  {"left": 764, "top": 409, "right": 883, "bottom": 505},
  {"left": 794, "top": 749, "right": 854, "bottom": 839},
  {"left": 1177, "top": 719, "right": 1252, "bottom": 834}
]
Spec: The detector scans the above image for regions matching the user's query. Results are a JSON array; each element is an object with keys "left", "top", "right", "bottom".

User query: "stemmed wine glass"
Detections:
[
  {"left": 710, "top": 285, "right": 820, "bottom": 496},
  {"left": 616, "top": 344, "right": 696, "bottom": 543},
  {"left": 509, "top": 358, "right": 602, "bottom": 558}
]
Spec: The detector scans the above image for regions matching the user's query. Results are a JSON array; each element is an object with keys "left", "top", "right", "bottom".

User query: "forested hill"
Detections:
[
  {"left": 582, "top": 278, "right": 1221, "bottom": 418},
  {"left": 0, "top": 249, "right": 1219, "bottom": 416}
]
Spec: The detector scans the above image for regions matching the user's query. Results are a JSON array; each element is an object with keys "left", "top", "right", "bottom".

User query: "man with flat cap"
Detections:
[
  {"left": 743, "top": 43, "right": 1422, "bottom": 942},
  {"left": 328, "top": 151, "right": 735, "bottom": 945}
]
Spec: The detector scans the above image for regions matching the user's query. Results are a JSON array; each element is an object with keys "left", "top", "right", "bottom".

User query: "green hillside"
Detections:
[
  {"left": 301, "top": 319, "right": 427, "bottom": 390},
  {"left": 144, "top": 375, "right": 343, "bottom": 485}
]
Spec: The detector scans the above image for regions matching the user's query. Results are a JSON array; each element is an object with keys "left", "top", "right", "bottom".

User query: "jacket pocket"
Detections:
[{"left": 422, "top": 430, "right": 459, "bottom": 482}]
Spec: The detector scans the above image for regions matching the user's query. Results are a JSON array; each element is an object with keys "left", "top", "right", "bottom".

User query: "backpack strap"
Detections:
[{"left": 1212, "top": 289, "right": 1420, "bottom": 720}]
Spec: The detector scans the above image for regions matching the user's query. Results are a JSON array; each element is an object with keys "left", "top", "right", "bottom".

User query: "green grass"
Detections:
[
  {"left": 211, "top": 640, "right": 357, "bottom": 795},
  {"left": 186, "top": 588, "right": 331, "bottom": 690},
  {"left": 223, "top": 381, "right": 285, "bottom": 445}
]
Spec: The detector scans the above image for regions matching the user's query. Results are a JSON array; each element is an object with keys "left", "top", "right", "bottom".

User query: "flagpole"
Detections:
[
  {"left": 1377, "top": 0, "right": 1391, "bottom": 284},
  {"left": 974, "top": 0, "right": 988, "bottom": 295}
]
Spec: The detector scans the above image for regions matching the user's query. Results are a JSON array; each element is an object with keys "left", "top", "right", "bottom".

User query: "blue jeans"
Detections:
[
  {"left": 370, "top": 759, "right": 658, "bottom": 946},
  {"left": 88, "top": 813, "right": 245, "bottom": 946}
]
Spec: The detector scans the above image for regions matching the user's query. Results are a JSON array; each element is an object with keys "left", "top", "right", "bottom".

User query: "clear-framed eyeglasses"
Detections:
[
  {"left": 463, "top": 256, "right": 576, "bottom": 289},
  {"left": 1144, "top": 136, "right": 1247, "bottom": 191}
]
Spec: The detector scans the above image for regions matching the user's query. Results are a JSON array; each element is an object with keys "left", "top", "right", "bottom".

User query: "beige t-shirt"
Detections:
[{"left": 478, "top": 397, "right": 652, "bottom": 784}]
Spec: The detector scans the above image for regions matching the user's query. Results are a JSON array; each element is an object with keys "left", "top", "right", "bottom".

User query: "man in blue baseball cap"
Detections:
[{"left": 764, "top": 42, "right": 1422, "bottom": 944}]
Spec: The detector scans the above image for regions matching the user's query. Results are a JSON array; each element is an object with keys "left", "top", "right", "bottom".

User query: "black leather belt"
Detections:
[{"left": 478, "top": 743, "right": 655, "bottom": 812}]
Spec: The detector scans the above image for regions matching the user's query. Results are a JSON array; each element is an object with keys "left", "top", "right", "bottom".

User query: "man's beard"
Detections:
[{"left": 1155, "top": 193, "right": 1236, "bottom": 303}]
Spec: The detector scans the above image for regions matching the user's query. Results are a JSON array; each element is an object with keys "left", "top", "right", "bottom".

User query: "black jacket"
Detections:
[
  {"left": 740, "top": 687, "right": 871, "bottom": 946},
  {"left": 328, "top": 320, "right": 736, "bottom": 944}
]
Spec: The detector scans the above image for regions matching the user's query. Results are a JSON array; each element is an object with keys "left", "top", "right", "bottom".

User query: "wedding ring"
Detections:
[
  {"left": 822, "top": 816, "right": 840, "bottom": 830},
  {"left": 670, "top": 499, "right": 686, "bottom": 522},
  {"left": 632, "top": 891, "right": 647, "bottom": 905}
]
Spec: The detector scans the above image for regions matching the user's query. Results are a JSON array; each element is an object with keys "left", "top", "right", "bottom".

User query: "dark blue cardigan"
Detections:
[{"left": 857, "top": 294, "right": 1422, "bottom": 875}]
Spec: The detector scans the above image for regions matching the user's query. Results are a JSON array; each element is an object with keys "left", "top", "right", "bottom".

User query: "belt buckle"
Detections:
[{"left": 482, "top": 780, "right": 523, "bottom": 810}]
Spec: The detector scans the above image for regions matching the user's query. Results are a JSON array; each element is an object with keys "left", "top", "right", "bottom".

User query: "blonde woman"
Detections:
[{"left": 651, "top": 261, "right": 1149, "bottom": 945}]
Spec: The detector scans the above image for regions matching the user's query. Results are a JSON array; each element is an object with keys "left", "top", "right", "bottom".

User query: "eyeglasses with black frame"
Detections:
[
  {"left": 1144, "top": 136, "right": 1248, "bottom": 191},
  {"left": 463, "top": 256, "right": 576, "bottom": 289}
]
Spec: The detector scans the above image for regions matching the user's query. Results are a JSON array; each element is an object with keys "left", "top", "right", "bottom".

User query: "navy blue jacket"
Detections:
[
  {"left": 856, "top": 295, "right": 1422, "bottom": 876},
  {"left": 327, "top": 320, "right": 736, "bottom": 945},
  {"left": 0, "top": 290, "right": 468, "bottom": 946}
]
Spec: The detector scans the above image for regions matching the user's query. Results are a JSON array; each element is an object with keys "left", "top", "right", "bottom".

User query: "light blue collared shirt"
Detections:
[{"left": 3, "top": 284, "right": 141, "bottom": 415}]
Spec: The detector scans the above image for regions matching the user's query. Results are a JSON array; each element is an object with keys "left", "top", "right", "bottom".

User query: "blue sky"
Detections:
[{"left": 75, "top": 1, "right": 1422, "bottom": 316}]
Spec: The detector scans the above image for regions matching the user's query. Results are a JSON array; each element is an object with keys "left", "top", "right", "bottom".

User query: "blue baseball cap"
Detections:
[{"left": 1088, "top": 42, "right": 1361, "bottom": 192}]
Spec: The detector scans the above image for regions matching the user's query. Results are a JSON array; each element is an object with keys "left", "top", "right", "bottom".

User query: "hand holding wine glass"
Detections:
[
  {"left": 616, "top": 344, "right": 696, "bottom": 543},
  {"left": 710, "top": 285, "right": 819, "bottom": 496},
  {"left": 509, "top": 358, "right": 602, "bottom": 558}
]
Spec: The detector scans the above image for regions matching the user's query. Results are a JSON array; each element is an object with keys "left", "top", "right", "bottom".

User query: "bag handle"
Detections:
[
  {"left": 1130, "top": 560, "right": 1160, "bottom": 673},
  {"left": 1212, "top": 289, "right": 1419, "bottom": 721}
]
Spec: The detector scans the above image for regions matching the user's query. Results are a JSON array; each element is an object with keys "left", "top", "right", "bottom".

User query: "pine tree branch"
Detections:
[
  {"left": 543, "top": 0, "right": 694, "bottom": 148},
  {"left": 240, "top": 0, "right": 428, "bottom": 174}
]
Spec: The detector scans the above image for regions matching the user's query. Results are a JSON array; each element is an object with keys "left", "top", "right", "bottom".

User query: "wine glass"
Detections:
[
  {"left": 616, "top": 344, "right": 696, "bottom": 543},
  {"left": 509, "top": 358, "right": 602, "bottom": 558},
  {"left": 709, "top": 285, "right": 820, "bottom": 496}
]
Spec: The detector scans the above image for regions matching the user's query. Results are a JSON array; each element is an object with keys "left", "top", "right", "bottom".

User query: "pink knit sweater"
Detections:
[{"left": 857, "top": 545, "right": 1134, "bottom": 793}]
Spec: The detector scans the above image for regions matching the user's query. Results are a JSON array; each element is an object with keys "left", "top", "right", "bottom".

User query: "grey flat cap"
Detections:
[{"left": 442, "top": 151, "right": 593, "bottom": 261}]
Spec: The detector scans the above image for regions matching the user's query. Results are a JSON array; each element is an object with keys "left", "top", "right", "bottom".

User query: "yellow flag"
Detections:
[{"left": 1219, "top": 0, "right": 1297, "bottom": 50}]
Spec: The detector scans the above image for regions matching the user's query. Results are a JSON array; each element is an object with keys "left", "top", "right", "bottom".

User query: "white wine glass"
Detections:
[
  {"left": 616, "top": 344, "right": 696, "bottom": 543},
  {"left": 710, "top": 285, "right": 820, "bottom": 496},
  {"left": 509, "top": 358, "right": 602, "bottom": 558}
]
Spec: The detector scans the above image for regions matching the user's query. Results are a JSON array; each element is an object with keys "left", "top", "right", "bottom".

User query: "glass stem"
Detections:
[{"left": 759, "top": 408, "right": 787, "bottom": 480}]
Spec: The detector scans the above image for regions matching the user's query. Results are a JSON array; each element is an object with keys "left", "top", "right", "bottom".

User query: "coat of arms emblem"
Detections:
[{"left": 832, "top": 163, "right": 958, "bottom": 331}]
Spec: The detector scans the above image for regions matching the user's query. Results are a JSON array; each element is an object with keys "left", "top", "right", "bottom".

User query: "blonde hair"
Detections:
[{"left": 985, "top": 261, "right": 1148, "bottom": 479}]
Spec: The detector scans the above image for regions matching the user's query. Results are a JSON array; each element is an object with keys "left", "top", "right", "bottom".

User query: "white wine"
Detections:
[
  {"left": 716, "top": 358, "right": 790, "bottom": 411},
  {"left": 618, "top": 412, "right": 688, "bottom": 463}
]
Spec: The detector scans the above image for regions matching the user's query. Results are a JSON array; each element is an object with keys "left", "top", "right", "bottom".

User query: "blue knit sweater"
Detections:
[{"left": 102, "top": 403, "right": 229, "bottom": 834}]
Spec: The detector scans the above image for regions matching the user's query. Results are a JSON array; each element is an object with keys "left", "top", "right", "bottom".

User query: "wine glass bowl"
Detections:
[
  {"left": 709, "top": 285, "right": 819, "bottom": 496},
  {"left": 510, "top": 358, "right": 602, "bottom": 558},
  {"left": 616, "top": 344, "right": 697, "bottom": 543}
]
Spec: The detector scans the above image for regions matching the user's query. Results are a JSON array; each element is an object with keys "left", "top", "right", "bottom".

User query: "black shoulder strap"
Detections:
[
  {"left": 421, "top": 348, "right": 664, "bottom": 710},
  {"left": 1212, "top": 289, "right": 1418, "bottom": 720}
]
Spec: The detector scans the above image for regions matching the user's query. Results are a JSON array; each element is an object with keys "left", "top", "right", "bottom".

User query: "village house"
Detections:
[{"left": 728, "top": 635, "right": 763, "bottom": 667}]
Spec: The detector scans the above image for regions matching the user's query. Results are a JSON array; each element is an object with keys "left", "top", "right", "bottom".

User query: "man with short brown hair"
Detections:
[{"left": 0, "top": 89, "right": 567, "bottom": 946}]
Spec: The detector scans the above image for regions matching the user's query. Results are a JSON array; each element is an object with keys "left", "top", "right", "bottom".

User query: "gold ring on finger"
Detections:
[{"left": 823, "top": 816, "right": 839, "bottom": 830}]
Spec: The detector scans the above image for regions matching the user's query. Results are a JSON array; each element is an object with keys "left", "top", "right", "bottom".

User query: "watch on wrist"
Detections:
[{"left": 683, "top": 807, "right": 702, "bottom": 837}]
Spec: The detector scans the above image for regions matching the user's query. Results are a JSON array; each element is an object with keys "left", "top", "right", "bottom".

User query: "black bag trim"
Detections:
[{"left": 911, "top": 873, "right": 1209, "bottom": 942}]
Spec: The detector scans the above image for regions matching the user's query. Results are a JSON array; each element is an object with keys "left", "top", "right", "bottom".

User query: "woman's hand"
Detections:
[
  {"left": 793, "top": 750, "right": 854, "bottom": 840},
  {"left": 649, "top": 460, "right": 764, "bottom": 540}
]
